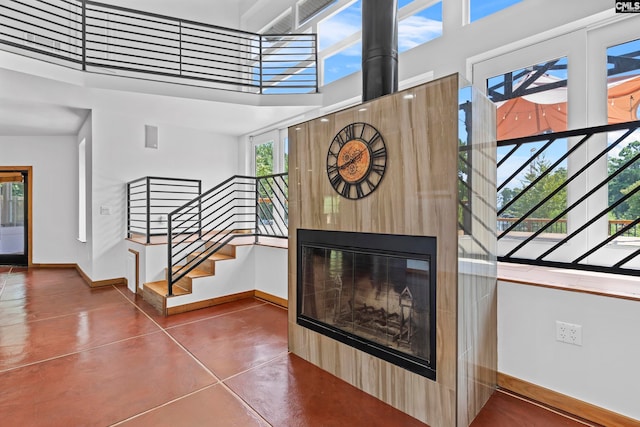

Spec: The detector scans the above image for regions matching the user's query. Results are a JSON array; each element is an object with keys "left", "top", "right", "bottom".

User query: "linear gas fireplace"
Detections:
[{"left": 296, "top": 229, "right": 437, "bottom": 379}]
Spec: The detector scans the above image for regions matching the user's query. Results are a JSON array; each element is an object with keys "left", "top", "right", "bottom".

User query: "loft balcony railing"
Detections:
[
  {"left": 497, "top": 120, "right": 640, "bottom": 276},
  {"left": 0, "top": 0, "right": 318, "bottom": 94},
  {"left": 126, "top": 176, "right": 202, "bottom": 244},
  {"left": 167, "top": 173, "right": 287, "bottom": 295}
]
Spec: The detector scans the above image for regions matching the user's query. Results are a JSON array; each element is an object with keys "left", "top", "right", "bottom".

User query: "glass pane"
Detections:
[
  {"left": 607, "top": 38, "right": 640, "bottom": 124},
  {"left": 398, "top": 1, "right": 442, "bottom": 53},
  {"left": 318, "top": 0, "right": 361, "bottom": 51},
  {"left": 470, "top": 0, "right": 522, "bottom": 23},
  {"left": 255, "top": 141, "right": 274, "bottom": 177},
  {"left": 284, "top": 137, "right": 289, "bottom": 173},
  {"left": 488, "top": 57, "right": 568, "bottom": 141},
  {"left": 0, "top": 179, "right": 25, "bottom": 256},
  {"left": 323, "top": 41, "right": 361, "bottom": 85}
]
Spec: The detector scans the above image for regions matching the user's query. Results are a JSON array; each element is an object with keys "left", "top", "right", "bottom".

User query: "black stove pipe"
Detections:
[{"left": 362, "top": 0, "right": 398, "bottom": 102}]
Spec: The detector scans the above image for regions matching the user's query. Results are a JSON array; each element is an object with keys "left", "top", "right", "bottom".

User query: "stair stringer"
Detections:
[{"left": 165, "top": 243, "right": 255, "bottom": 309}]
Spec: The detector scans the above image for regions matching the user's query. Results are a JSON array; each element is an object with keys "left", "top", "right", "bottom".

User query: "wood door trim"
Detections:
[{"left": 0, "top": 166, "right": 32, "bottom": 266}]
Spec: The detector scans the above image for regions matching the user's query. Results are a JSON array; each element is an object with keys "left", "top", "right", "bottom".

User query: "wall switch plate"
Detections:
[
  {"left": 100, "top": 206, "right": 112, "bottom": 215},
  {"left": 556, "top": 321, "right": 582, "bottom": 346}
]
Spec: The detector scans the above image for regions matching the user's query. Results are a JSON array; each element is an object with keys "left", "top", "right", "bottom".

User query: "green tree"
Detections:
[
  {"left": 501, "top": 156, "right": 567, "bottom": 220},
  {"left": 620, "top": 181, "right": 640, "bottom": 218},
  {"left": 608, "top": 140, "right": 640, "bottom": 219},
  {"left": 255, "top": 142, "right": 273, "bottom": 177}
]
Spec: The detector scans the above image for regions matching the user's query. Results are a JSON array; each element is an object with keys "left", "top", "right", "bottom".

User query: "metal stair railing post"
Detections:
[
  {"left": 81, "top": 0, "right": 86, "bottom": 71},
  {"left": 146, "top": 177, "right": 151, "bottom": 244},
  {"left": 166, "top": 174, "right": 289, "bottom": 292},
  {"left": 167, "top": 214, "right": 173, "bottom": 296}
]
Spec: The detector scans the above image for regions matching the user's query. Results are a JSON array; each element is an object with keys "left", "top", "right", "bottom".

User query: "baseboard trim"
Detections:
[
  {"left": 75, "top": 264, "right": 127, "bottom": 288},
  {"left": 166, "top": 290, "right": 255, "bottom": 316},
  {"left": 31, "top": 263, "right": 77, "bottom": 268},
  {"left": 498, "top": 373, "right": 640, "bottom": 427},
  {"left": 254, "top": 290, "right": 288, "bottom": 308}
]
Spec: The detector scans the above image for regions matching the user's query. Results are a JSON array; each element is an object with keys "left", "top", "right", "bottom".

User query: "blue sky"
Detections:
[{"left": 320, "top": 0, "right": 522, "bottom": 85}]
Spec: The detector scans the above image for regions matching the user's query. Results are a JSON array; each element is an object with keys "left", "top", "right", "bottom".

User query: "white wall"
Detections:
[
  {"left": 89, "top": 109, "right": 239, "bottom": 280},
  {"left": 76, "top": 113, "right": 93, "bottom": 276},
  {"left": 254, "top": 245, "right": 287, "bottom": 299},
  {"left": 0, "top": 135, "right": 77, "bottom": 264},
  {"left": 498, "top": 280, "right": 640, "bottom": 420}
]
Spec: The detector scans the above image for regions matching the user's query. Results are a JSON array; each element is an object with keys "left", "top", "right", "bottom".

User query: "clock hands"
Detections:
[{"left": 338, "top": 147, "right": 367, "bottom": 170}]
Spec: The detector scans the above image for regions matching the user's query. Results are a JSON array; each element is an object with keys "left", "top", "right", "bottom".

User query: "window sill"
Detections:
[{"left": 497, "top": 262, "right": 640, "bottom": 302}]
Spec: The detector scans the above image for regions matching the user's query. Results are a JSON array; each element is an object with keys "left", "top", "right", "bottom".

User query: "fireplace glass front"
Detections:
[{"left": 297, "top": 229, "right": 436, "bottom": 379}]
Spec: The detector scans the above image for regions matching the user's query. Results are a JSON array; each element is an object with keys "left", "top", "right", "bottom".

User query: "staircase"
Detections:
[
  {"left": 132, "top": 174, "right": 289, "bottom": 316},
  {"left": 143, "top": 240, "right": 245, "bottom": 315}
]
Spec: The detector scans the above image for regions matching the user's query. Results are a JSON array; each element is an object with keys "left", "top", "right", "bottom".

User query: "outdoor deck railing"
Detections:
[
  {"left": 0, "top": 0, "right": 318, "bottom": 93},
  {"left": 497, "top": 120, "right": 640, "bottom": 275}
]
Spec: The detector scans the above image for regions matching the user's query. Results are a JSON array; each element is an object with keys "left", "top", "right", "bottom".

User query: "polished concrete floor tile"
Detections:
[
  {"left": 169, "top": 303, "right": 288, "bottom": 379},
  {"left": 0, "top": 286, "right": 126, "bottom": 326},
  {"left": 118, "top": 384, "right": 269, "bottom": 427},
  {"left": 139, "top": 295, "right": 268, "bottom": 329},
  {"left": 470, "top": 391, "right": 589, "bottom": 427},
  {"left": 0, "top": 302, "right": 160, "bottom": 371},
  {"left": 227, "top": 353, "right": 429, "bottom": 427},
  {"left": 0, "top": 332, "right": 216, "bottom": 427}
]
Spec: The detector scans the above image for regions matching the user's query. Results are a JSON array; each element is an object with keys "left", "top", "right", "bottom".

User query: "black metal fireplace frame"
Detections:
[{"left": 296, "top": 228, "right": 437, "bottom": 380}]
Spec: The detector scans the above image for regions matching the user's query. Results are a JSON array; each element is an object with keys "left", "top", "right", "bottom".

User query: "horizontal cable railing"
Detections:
[
  {"left": 0, "top": 0, "right": 318, "bottom": 93},
  {"left": 126, "top": 176, "right": 201, "bottom": 244},
  {"left": 497, "top": 120, "right": 640, "bottom": 276},
  {"left": 168, "top": 173, "right": 287, "bottom": 295}
]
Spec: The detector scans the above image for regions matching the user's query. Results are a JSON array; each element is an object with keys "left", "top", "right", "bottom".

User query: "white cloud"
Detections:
[
  {"left": 398, "top": 16, "right": 442, "bottom": 51},
  {"left": 608, "top": 128, "right": 640, "bottom": 159},
  {"left": 318, "top": 8, "right": 361, "bottom": 50}
]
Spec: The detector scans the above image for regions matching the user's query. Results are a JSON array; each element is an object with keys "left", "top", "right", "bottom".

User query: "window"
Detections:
[
  {"left": 398, "top": 1, "right": 442, "bottom": 53},
  {"left": 607, "top": 38, "right": 640, "bottom": 124},
  {"left": 488, "top": 57, "right": 568, "bottom": 141},
  {"left": 470, "top": 0, "right": 522, "bottom": 23},
  {"left": 324, "top": 41, "right": 361, "bottom": 84},
  {"left": 318, "top": 0, "right": 360, "bottom": 51},
  {"left": 78, "top": 138, "right": 86, "bottom": 242}
]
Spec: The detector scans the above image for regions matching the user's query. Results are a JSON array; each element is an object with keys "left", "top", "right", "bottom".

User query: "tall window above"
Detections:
[
  {"left": 487, "top": 57, "right": 568, "bottom": 141},
  {"left": 470, "top": 0, "right": 522, "bottom": 23},
  {"left": 607, "top": 38, "right": 640, "bottom": 124},
  {"left": 398, "top": 1, "right": 442, "bottom": 53},
  {"left": 318, "top": 0, "right": 361, "bottom": 51}
]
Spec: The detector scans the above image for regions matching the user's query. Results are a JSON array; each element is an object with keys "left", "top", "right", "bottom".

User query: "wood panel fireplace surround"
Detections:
[{"left": 288, "top": 74, "right": 497, "bottom": 426}]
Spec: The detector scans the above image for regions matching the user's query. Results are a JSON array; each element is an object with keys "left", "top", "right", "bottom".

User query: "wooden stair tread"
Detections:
[
  {"left": 170, "top": 267, "right": 212, "bottom": 278},
  {"left": 145, "top": 280, "right": 190, "bottom": 296},
  {"left": 191, "top": 252, "right": 234, "bottom": 261}
]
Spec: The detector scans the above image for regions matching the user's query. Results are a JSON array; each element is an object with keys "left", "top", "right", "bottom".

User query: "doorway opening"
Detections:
[{"left": 0, "top": 167, "right": 31, "bottom": 266}]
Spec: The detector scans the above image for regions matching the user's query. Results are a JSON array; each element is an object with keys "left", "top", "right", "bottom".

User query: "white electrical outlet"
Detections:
[{"left": 556, "top": 321, "right": 582, "bottom": 346}]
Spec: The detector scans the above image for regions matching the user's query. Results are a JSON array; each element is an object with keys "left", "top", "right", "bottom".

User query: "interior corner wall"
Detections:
[
  {"left": 88, "top": 109, "right": 240, "bottom": 281},
  {"left": 0, "top": 135, "right": 78, "bottom": 264},
  {"left": 253, "top": 245, "right": 287, "bottom": 300},
  {"left": 498, "top": 281, "right": 640, "bottom": 420},
  {"left": 76, "top": 112, "right": 93, "bottom": 276}
]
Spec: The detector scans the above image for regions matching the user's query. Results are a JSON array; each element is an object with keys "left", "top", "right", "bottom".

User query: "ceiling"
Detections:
[
  {"left": 0, "top": 0, "right": 318, "bottom": 137},
  {"left": 0, "top": 100, "right": 89, "bottom": 136}
]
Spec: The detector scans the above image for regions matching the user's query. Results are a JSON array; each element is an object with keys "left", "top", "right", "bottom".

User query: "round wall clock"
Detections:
[{"left": 326, "top": 122, "right": 387, "bottom": 200}]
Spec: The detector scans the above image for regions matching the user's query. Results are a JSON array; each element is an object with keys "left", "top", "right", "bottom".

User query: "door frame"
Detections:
[{"left": 0, "top": 166, "right": 32, "bottom": 266}]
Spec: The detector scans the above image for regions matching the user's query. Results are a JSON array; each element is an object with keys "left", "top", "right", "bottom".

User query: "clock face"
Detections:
[{"left": 326, "top": 122, "right": 387, "bottom": 199}]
